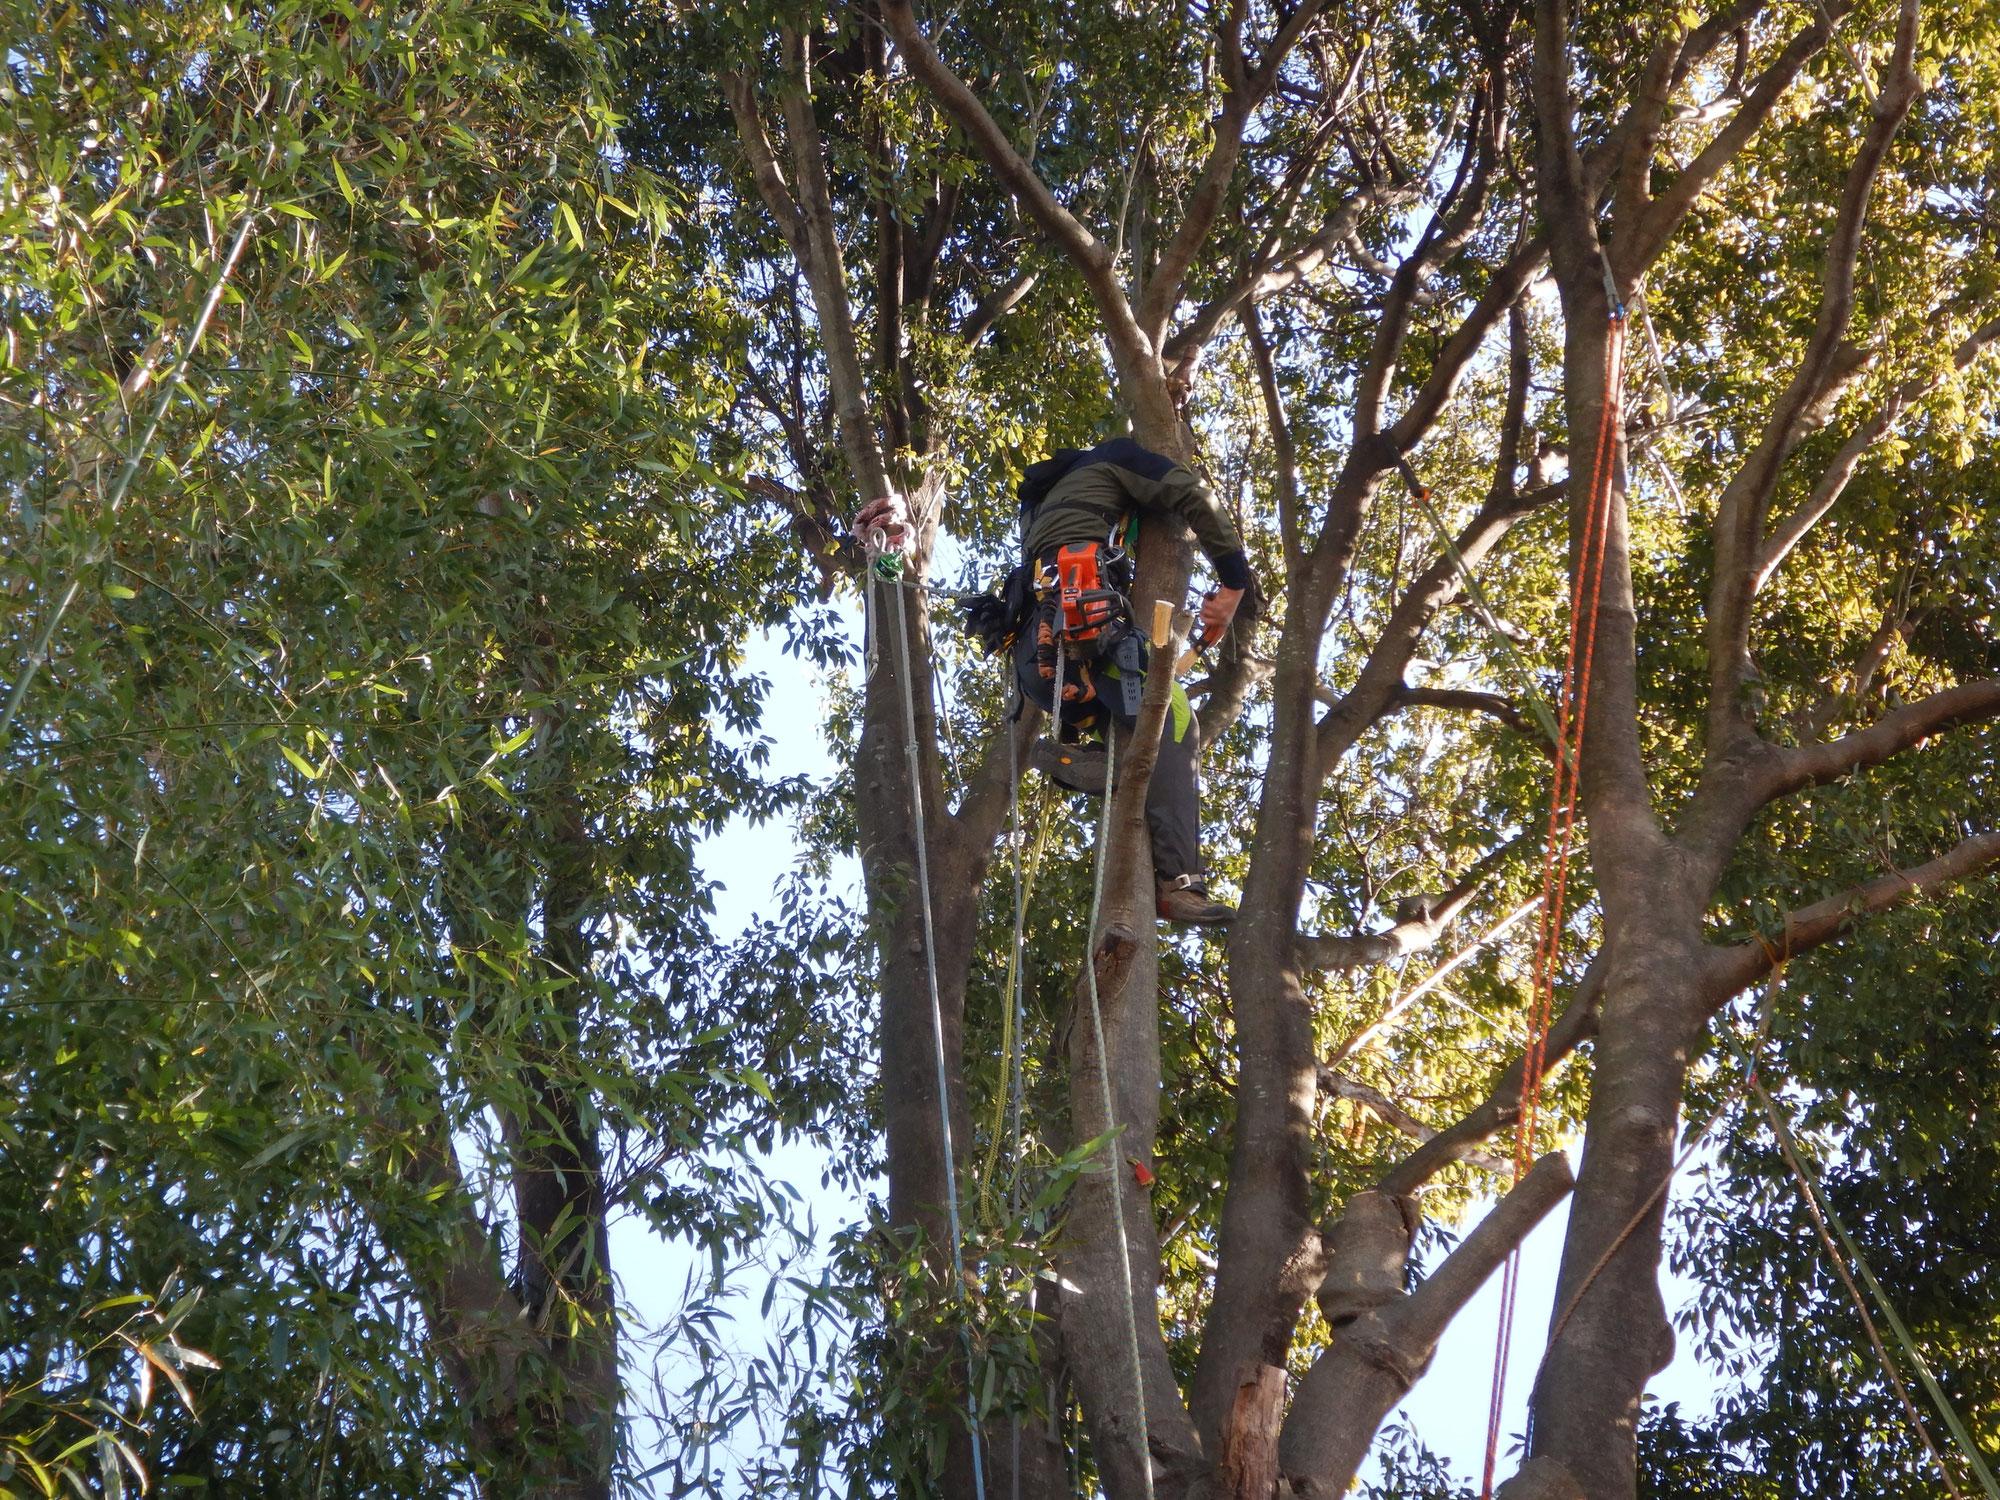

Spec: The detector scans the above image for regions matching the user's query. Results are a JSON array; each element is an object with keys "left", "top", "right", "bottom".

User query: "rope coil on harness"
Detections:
[
  {"left": 1480, "top": 267, "right": 1628, "bottom": 1499},
  {"left": 866, "top": 534, "right": 990, "bottom": 1500}
]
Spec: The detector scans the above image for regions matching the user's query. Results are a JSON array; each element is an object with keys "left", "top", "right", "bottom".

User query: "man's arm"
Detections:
[{"left": 1106, "top": 452, "right": 1251, "bottom": 590}]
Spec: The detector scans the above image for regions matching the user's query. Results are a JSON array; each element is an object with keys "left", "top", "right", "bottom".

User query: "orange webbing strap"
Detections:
[{"left": 1479, "top": 291, "right": 1628, "bottom": 1499}]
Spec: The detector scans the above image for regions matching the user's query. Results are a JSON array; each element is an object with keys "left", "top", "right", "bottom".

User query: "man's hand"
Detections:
[
  {"left": 1197, "top": 585, "right": 1244, "bottom": 647},
  {"left": 853, "top": 493, "right": 916, "bottom": 558}
]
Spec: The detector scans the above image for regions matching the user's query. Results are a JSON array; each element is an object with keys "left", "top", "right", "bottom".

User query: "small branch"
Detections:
[
  {"left": 1703, "top": 828, "right": 2000, "bottom": 1004},
  {"left": 958, "top": 268, "right": 1040, "bottom": 348},
  {"left": 1164, "top": 182, "right": 1421, "bottom": 365},
  {"left": 1391, "top": 686, "right": 1547, "bottom": 744},
  {"left": 1321, "top": 894, "right": 1543, "bottom": 1066},
  {"left": 1377, "top": 959, "right": 1606, "bottom": 1197},
  {"left": 1319, "top": 1070, "right": 1515, "bottom": 1176}
]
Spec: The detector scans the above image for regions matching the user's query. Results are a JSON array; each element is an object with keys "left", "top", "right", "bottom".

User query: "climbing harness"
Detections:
[
  {"left": 1479, "top": 264, "right": 1628, "bottom": 1500},
  {"left": 864, "top": 529, "right": 990, "bottom": 1500}
]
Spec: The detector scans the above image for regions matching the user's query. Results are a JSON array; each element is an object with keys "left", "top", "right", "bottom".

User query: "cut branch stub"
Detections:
[{"left": 1218, "top": 1363, "right": 1287, "bottom": 1500}]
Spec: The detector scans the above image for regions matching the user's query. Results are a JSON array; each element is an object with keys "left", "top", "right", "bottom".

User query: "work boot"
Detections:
[
  {"left": 1031, "top": 738, "right": 1109, "bottom": 795},
  {"left": 1157, "top": 874, "right": 1235, "bottom": 926}
]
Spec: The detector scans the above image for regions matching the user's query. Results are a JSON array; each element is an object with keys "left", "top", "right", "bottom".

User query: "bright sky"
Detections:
[{"left": 617, "top": 625, "right": 1730, "bottom": 1493}]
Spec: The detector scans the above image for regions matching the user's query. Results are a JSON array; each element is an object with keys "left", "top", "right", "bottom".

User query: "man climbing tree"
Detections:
[{"left": 862, "top": 439, "right": 1251, "bottom": 924}]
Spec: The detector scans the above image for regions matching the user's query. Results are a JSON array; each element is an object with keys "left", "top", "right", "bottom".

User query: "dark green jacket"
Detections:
[{"left": 1019, "top": 439, "right": 1250, "bottom": 589}]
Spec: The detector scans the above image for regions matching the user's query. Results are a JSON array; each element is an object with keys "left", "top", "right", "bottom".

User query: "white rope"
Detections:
[
  {"left": 1005, "top": 680, "right": 1028, "bottom": 1500},
  {"left": 878, "top": 554, "right": 989, "bottom": 1500},
  {"left": 1052, "top": 603, "right": 1155, "bottom": 1498}
]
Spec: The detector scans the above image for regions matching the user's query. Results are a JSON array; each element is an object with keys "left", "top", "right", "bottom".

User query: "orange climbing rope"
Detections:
[{"left": 1478, "top": 272, "right": 1628, "bottom": 1500}]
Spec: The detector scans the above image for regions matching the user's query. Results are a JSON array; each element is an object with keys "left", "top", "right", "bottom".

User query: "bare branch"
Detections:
[
  {"left": 1242, "top": 302, "right": 1303, "bottom": 574},
  {"left": 958, "top": 268, "right": 1040, "bottom": 348},
  {"left": 1703, "top": 828, "right": 2000, "bottom": 1004},
  {"left": 1165, "top": 182, "right": 1422, "bottom": 366},
  {"left": 1377, "top": 958, "right": 1606, "bottom": 1197},
  {"left": 1316, "top": 479, "right": 1566, "bottom": 772},
  {"left": 1319, "top": 1070, "right": 1516, "bottom": 1177},
  {"left": 1322, "top": 894, "right": 1542, "bottom": 1067}
]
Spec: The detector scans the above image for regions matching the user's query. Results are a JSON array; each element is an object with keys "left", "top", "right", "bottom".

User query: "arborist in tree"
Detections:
[{"left": 861, "top": 439, "right": 1251, "bottom": 926}]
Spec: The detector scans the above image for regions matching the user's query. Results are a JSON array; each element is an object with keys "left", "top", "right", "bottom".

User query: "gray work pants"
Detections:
[{"left": 1013, "top": 604, "right": 1203, "bottom": 881}]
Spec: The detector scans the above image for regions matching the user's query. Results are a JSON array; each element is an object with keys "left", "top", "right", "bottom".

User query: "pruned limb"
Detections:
[
  {"left": 1391, "top": 686, "right": 1548, "bottom": 746},
  {"left": 1322, "top": 893, "right": 1543, "bottom": 1067},
  {"left": 1320, "top": 1071, "right": 1515, "bottom": 1176},
  {"left": 1276, "top": 1153, "right": 1574, "bottom": 1496},
  {"left": 1756, "top": 312, "right": 2000, "bottom": 590},
  {"left": 1296, "top": 842, "right": 1526, "bottom": 974},
  {"left": 1377, "top": 958, "right": 1605, "bottom": 1198},
  {"left": 1704, "top": 0, "right": 1921, "bottom": 748},
  {"left": 1217, "top": 1363, "right": 1286, "bottom": 1500},
  {"left": 1702, "top": 828, "right": 2000, "bottom": 1005}
]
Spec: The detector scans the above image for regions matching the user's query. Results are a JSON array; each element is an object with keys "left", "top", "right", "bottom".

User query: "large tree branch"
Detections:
[
  {"left": 1135, "top": 0, "right": 1260, "bottom": 347},
  {"left": 1704, "top": 0, "right": 1920, "bottom": 750},
  {"left": 1768, "top": 681, "right": 2000, "bottom": 806},
  {"left": 1756, "top": 312, "right": 2000, "bottom": 590},
  {"left": 1702, "top": 828, "right": 2000, "bottom": 1004},
  {"left": 1625, "top": 0, "right": 1857, "bottom": 273},
  {"left": 1682, "top": 679, "right": 2000, "bottom": 869},
  {"left": 1384, "top": 234, "right": 1547, "bottom": 453},
  {"left": 1276, "top": 1154, "right": 1574, "bottom": 1494}
]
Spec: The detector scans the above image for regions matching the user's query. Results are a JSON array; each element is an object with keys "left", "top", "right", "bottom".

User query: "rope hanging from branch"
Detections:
[
  {"left": 1479, "top": 271, "right": 1628, "bottom": 1500},
  {"left": 866, "top": 534, "right": 991, "bottom": 1500}
]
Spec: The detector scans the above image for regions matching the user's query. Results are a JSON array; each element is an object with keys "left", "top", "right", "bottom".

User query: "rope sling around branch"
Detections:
[{"left": 867, "top": 536, "right": 990, "bottom": 1500}]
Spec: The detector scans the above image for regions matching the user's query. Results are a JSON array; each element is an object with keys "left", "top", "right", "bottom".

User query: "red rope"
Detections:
[{"left": 1479, "top": 306, "right": 1627, "bottom": 1498}]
